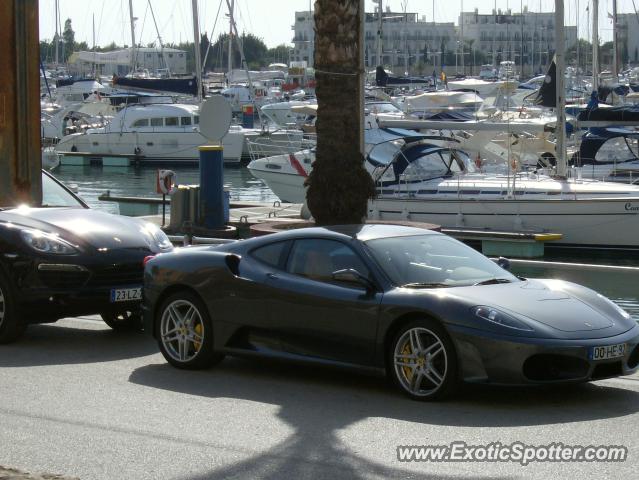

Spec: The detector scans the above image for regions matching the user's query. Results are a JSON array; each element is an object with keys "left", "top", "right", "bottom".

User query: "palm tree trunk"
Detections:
[{"left": 305, "top": 0, "right": 375, "bottom": 225}]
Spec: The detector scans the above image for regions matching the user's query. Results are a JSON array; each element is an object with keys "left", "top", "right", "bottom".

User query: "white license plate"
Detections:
[
  {"left": 110, "top": 287, "right": 142, "bottom": 303},
  {"left": 590, "top": 343, "right": 626, "bottom": 361}
]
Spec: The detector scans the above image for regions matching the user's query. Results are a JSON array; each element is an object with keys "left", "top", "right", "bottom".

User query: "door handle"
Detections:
[{"left": 266, "top": 273, "right": 278, "bottom": 279}]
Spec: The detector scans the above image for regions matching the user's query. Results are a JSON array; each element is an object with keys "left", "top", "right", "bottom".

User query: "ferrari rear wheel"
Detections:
[
  {"left": 0, "top": 274, "right": 26, "bottom": 344},
  {"left": 100, "top": 309, "right": 143, "bottom": 331},
  {"left": 389, "top": 319, "right": 457, "bottom": 400},
  {"left": 157, "top": 291, "right": 223, "bottom": 369}
]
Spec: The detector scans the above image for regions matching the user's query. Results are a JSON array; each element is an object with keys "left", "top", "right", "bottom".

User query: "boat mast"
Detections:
[
  {"left": 493, "top": 0, "right": 497, "bottom": 68},
  {"left": 228, "top": 0, "right": 234, "bottom": 78},
  {"left": 555, "top": 0, "right": 567, "bottom": 178},
  {"left": 592, "top": 0, "right": 599, "bottom": 90},
  {"left": 92, "top": 13, "right": 96, "bottom": 76},
  {"left": 128, "top": 0, "right": 137, "bottom": 72},
  {"left": 460, "top": 0, "right": 464, "bottom": 75},
  {"left": 576, "top": 0, "right": 580, "bottom": 74},
  {"left": 54, "top": 0, "right": 59, "bottom": 65},
  {"left": 612, "top": 0, "right": 618, "bottom": 80},
  {"left": 376, "top": 0, "right": 383, "bottom": 66},
  {"left": 191, "top": 0, "right": 204, "bottom": 102},
  {"left": 148, "top": 0, "right": 171, "bottom": 77}
]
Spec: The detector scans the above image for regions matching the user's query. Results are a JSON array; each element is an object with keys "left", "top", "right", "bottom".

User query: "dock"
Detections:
[{"left": 99, "top": 192, "right": 564, "bottom": 257}]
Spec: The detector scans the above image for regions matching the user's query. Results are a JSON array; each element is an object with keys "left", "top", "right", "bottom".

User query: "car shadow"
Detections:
[
  {"left": 0, "top": 322, "right": 158, "bottom": 367},
  {"left": 129, "top": 357, "right": 639, "bottom": 480}
]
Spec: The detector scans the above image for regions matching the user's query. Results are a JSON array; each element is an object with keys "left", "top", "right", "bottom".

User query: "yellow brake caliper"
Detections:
[
  {"left": 193, "top": 324, "right": 203, "bottom": 352},
  {"left": 402, "top": 341, "right": 413, "bottom": 381}
]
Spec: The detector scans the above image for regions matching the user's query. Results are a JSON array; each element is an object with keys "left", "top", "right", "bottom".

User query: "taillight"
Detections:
[{"left": 143, "top": 255, "right": 156, "bottom": 266}]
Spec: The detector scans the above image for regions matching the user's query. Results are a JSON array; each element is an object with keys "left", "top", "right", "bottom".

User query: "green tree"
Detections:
[
  {"left": 266, "top": 44, "right": 292, "bottom": 65},
  {"left": 62, "top": 18, "right": 74, "bottom": 62},
  {"left": 208, "top": 33, "right": 268, "bottom": 70},
  {"left": 305, "top": 0, "right": 374, "bottom": 224}
]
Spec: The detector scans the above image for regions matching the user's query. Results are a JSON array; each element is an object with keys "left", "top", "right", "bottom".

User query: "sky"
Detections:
[{"left": 39, "top": 0, "right": 634, "bottom": 49}]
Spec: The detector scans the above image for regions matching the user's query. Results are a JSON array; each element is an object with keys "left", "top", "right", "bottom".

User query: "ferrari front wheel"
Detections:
[
  {"left": 389, "top": 319, "right": 458, "bottom": 400},
  {"left": 156, "top": 292, "right": 223, "bottom": 369}
]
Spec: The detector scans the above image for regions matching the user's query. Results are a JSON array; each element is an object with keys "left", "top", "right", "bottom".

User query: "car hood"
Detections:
[
  {"left": 0, "top": 207, "right": 153, "bottom": 251},
  {"left": 455, "top": 278, "right": 622, "bottom": 333}
]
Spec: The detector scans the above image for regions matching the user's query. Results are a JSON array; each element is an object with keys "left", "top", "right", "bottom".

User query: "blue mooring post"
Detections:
[{"left": 199, "top": 145, "right": 225, "bottom": 229}]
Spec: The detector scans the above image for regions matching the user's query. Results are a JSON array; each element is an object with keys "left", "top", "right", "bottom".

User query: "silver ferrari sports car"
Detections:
[{"left": 143, "top": 224, "right": 639, "bottom": 400}]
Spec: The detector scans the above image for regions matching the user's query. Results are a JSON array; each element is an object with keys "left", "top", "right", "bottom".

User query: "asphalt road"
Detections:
[{"left": 0, "top": 316, "right": 637, "bottom": 480}]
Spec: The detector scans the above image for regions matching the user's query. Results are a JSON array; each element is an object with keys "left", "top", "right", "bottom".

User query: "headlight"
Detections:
[
  {"left": 20, "top": 229, "right": 78, "bottom": 255},
  {"left": 473, "top": 306, "right": 534, "bottom": 332},
  {"left": 141, "top": 223, "right": 173, "bottom": 252}
]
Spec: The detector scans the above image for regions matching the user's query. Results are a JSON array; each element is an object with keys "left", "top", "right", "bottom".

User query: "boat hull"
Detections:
[
  {"left": 55, "top": 130, "right": 244, "bottom": 165},
  {"left": 368, "top": 196, "right": 639, "bottom": 249}
]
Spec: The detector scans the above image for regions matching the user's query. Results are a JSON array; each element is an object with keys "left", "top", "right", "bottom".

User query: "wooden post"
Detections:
[{"left": 0, "top": 0, "right": 42, "bottom": 206}]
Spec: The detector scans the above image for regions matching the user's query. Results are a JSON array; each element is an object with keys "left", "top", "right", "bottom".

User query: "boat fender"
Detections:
[
  {"left": 70, "top": 145, "right": 77, "bottom": 152},
  {"left": 134, "top": 147, "right": 142, "bottom": 156}
]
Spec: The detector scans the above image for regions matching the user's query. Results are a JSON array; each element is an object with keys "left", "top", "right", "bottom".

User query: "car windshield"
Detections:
[
  {"left": 41, "top": 173, "right": 85, "bottom": 208},
  {"left": 364, "top": 234, "right": 519, "bottom": 288}
]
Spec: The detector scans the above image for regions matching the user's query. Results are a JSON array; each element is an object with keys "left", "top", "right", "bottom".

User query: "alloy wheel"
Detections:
[
  {"left": 393, "top": 327, "right": 448, "bottom": 397},
  {"left": 160, "top": 299, "right": 205, "bottom": 363}
]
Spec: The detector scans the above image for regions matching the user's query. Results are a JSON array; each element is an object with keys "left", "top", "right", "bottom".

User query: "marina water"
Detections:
[{"left": 54, "top": 164, "right": 639, "bottom": 321}]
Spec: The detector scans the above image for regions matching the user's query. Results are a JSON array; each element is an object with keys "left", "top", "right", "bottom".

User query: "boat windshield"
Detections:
[
  {"left": 367, "top": 102, "right": 403, "bottom": 114},
  {"left": 394, "top": 147, "right": 475, "bottom": 180},
  {"left": 365, "top": 234, "right": 519, "bottom": 287}
]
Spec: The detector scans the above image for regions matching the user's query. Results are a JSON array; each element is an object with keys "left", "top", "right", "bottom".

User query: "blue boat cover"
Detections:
[
  {"left": 576, "top": 127, "right": 639, "bottom": 164},
  {"left": 577, "top": 105, "right": 639, "bottom": 122}
]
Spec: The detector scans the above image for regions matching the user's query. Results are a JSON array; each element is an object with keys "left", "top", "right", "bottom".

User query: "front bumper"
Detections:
[
  {"left": 450, "top": 323, "right": 639, "bottom": 385},
  {"left": 7, "top": 253, "right": 146, "bottom": 323}
]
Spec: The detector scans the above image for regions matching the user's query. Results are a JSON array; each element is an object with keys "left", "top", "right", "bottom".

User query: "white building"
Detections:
[
  {"left": 292, "top": 6, "right": 577, "bottom": 77},
  {"left": 616, "top": 14, "right": 639, "bottom": 66},
  {"left": 68, "top": 47, "right": 188, "bottom": 77},
  {"left": 290, "top": 9, "right": 457, "bottom": 73},
  {"left": 460, "top": 7, "right": 577, "bottom": 77}
]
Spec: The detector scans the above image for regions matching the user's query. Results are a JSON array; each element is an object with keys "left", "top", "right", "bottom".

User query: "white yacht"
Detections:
[{"left": 54, "top": 103, "right": 245, "bottom": 164}]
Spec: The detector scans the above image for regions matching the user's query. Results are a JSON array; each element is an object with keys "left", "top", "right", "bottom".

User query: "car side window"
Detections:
[
  {"left": 250, "top": 241, "right": 290, "bottom": 269},
  {"left": 286, "top": 239, "right": 370, "bottom": 285}
]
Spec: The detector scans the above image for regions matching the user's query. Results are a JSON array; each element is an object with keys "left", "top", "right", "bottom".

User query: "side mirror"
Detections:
[
  {"left": 496, "top": 257, "right": 511, "bottom": 271},
  {"left": 332, "top": 268, "right": 374, "bottom": 290}
]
